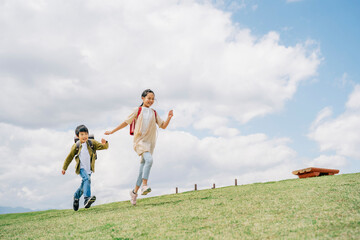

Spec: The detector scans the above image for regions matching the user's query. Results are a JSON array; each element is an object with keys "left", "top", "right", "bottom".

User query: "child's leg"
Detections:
[
  {"left": 134, "top": 161, "right": 145, "bottom": 193},
  {"left": 83, "top": 174, "right": 91, "bottom": 199},
  {"left": 138, "top": 152, "right": 153, "bottom": 195},
  {"left": 74, "top": 182, "right": 84, "bottom": 199},
  {"left": 74, "top": 169, "right": 87, "bottom": 199},
  {"left": 79, "top": 169, "right": 91, "bottom": 200},
  {"left": 134, "top": 152, "right": 153, "bottom": 193},
  {"left": 141, "top": 152, "right": 153, "bottom": 185}
]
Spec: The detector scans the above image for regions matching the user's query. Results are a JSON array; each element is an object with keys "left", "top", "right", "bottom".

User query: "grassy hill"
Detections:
[{"left": 1, "top": 173, "right": 359, "bottom": 239}]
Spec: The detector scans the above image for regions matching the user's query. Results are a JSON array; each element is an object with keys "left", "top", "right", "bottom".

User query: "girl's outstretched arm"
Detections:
[
  {"left": 105, "top": 122, "right": 128, "bottom": 135},
  {"left": 161, "top": 110, "right": 173, "bottom": 129}
]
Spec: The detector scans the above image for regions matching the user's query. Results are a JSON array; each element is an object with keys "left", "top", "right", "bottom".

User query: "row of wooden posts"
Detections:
[{"left": 175, "top": 179, "right": 238, "bottom": 194}]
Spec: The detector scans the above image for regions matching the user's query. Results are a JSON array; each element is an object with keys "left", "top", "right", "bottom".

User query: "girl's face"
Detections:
[{"left": 142, "top": 92, "right": 155, "bottom": 108}]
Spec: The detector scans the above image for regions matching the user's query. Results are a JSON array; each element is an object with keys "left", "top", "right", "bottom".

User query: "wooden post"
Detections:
[
  {"left": 195, "top": 184, "right": 197, "bottom": 191},
  {"left": 235, "top": 179, "right": 238, "bottom": 186},
  {"left": 176, "top": 187, "right": 178, "bottom": 194},
  {"left": 213, "top": 183, "right": 215, "bottom": 189}
]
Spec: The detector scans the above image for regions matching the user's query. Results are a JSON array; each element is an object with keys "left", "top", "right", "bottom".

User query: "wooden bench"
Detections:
[{"left": 292, "top": 167, "right": 339, "bottom": 179}]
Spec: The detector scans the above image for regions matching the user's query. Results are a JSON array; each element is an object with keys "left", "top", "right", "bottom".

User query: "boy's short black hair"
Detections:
[{"left": 75, "top": 125, "right": 89, "bottom": 136}]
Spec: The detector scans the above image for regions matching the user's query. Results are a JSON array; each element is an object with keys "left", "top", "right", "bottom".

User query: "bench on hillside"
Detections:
[{"left": 292, "top": 167, "right": 339, "bottom": 179}]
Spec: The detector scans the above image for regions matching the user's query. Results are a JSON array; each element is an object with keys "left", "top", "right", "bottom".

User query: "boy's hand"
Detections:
[
  {"left": 62, "top": 170, "right": 66, "bottom": 175},
  {"left": 101, "top": 138, "right": 107, "bottom": 144},
  {"left": 168, "top": 110, "right": 174, "bottom": 118},
  {"left": 104, "top": 131, "right": 112, "bottom": 135}
]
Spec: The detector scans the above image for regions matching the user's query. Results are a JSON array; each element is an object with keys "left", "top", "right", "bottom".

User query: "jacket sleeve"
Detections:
[
  {"left": 62, "top": 144, "right": 76, "bottom": 170},
  {"left": 93, "top": 140, "right": 109, "bottom": 150}
]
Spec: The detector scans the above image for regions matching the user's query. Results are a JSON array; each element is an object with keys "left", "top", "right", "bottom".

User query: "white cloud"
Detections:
[
  {"left": 0, "top": 0, "right": 320, "bottom": 130},
  {"left": 211, "top": 0, "right": 246, "bottom": 11},
  {"left": 193, "top": 115, "right": 228, "bottom": 130},
  {"left": 306, "top": 155, "right": 347, "bottom": 169},
  {"left": 346, "top": 85, "right": 360, "bottom": 110},
  {"left": 213, "top": 126, "right": 240, "bottom": 137},
  {"left": 309, "top": 85, "right": 360, "bottom": 161},
  {"left": 310, "top": 106, "right": 333, "bottom": 130},
  {"left": 339, "top": 72, "right": 351, "bottom": 87}
]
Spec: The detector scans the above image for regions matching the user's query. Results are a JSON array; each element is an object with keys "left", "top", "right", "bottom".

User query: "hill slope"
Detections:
[{"left": 1, "top": 173, "right": 359, "bottom": 239}]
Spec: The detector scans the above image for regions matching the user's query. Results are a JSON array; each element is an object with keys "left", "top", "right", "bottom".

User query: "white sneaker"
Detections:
[
  {"left": 129, "top": 190, "right": 138, "bottom": 205},
  {"left": 141, "top": 185, "right": 152, "bottom": 195}
]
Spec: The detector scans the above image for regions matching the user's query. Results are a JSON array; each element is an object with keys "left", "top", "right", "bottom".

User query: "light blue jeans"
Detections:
[
  {"left": 74, "top": 168, "right": 91, "bottom": 200},
  {"left": 136, "top": 152, "right": 153, "bottom": 187}
]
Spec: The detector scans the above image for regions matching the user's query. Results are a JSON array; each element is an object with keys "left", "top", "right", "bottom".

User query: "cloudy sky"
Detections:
[{"left": 1, "top": 0, "right": 359, "bottom": 211}]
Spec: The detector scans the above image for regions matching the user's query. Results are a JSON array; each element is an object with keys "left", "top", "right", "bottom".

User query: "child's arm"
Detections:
[
  {"left": 105, "top": 108, "right": 139, "bottom": 135},
  {"left": 160, "top": 110, "right": 173, "bottom": 129},
  {"left": 104, "top": 122, "right": 128, "bottom": 135},
  {"left": 62, "top": 145, "right": 76, "bottom": 175},
  {"left": 93, "top": 138, "right": 109, "bottom": 150}
]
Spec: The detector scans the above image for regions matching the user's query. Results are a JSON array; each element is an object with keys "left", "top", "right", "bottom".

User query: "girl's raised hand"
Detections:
[{"left": 161, "top": 110, "right": 174, "bottom": 129}]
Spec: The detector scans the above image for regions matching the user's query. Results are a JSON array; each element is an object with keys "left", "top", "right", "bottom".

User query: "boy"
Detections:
[{"left": 62, "top": 125, "right": 109, "bottom": 211}]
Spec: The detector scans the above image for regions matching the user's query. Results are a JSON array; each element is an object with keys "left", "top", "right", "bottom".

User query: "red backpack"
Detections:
[{"left": 129, "top": 107, "right": 157, "bottom": 135}]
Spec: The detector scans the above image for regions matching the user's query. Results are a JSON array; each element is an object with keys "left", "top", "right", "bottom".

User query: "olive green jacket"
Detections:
[{"left": 62, "top": 140, "right": 109, "bottom": 175}]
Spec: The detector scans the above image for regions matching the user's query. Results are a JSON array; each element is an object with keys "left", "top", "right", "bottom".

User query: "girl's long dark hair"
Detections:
[{"left": 140, "top": 89, "right": 155, "bottom": 106}]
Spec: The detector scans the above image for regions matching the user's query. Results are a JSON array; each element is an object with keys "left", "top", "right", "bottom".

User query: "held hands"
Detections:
[{"left": 104, "top": 130, "right": 112, "bottom": 135}]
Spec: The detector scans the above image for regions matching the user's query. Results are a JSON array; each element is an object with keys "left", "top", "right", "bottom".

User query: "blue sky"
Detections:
[
  {"left": 227, "top": 0, "right": 360, "bottom": 172},
  {"left": 0, "top": 0, "right": 359, "bottom": 212}
]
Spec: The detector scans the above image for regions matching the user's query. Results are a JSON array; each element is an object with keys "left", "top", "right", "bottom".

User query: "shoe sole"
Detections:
[
  {"left": 84, "top": 196, "right": 96, "bottom": 208},
  {"left": 141, "top": 187, "right": 151, "bottom": 195}
]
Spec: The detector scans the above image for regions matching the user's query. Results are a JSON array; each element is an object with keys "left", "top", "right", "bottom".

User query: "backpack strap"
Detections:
[
  {"left": 137, "top": 107, "right": 142, "bottom": 118},
  {"left": 75, "top": 141, "right": 81, "bottom": 158},
  {"left": 153, "top": 109, "right": 157, "bottom": 123},
  {"left": 87, "top": 139, "right": 94, "bottom": 151},
  {"left": 87, "top": 139, "right": 97, "bottom": 160},
  {"left": 130, "top": 107, "right": 142, "bottom": 135}
]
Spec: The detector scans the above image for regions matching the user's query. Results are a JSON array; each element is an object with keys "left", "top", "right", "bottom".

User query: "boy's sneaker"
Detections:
[
  {"left": 130, "top": 190, "right": 138, "bottom": 205},
  {"left": 84, "top": 196, "right": 96, "bottom": 208},
  {"left": 73, "top": 198, "right": 79, "bottom": 211},
  {"left": 141, "top": 185, "right": 151, "bottom": 195}
]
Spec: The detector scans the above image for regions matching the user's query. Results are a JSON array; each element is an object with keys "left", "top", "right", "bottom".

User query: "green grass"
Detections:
[{"left": 1, "top": 173, "right": 360, "bottom": 239}]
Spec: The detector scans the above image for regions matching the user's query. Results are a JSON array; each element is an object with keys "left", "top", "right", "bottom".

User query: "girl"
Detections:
[{"left": 104, "top": 89, "right": 173, "bottom": 205}]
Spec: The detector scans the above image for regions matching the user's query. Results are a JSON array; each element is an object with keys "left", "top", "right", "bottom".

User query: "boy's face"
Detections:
[
  {"left": 78, "top": 131, "right": 88, "bottom": 143},
  {"left": 142, "top": 93, "right": 155, "bottom": 108}
]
